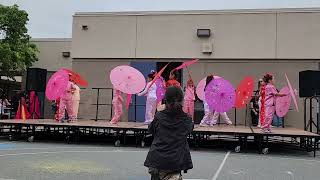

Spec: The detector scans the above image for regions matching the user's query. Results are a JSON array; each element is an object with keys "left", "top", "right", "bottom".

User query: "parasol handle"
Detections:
[{"left": 186, "top": 67, "right": 193, "bottom": 83}]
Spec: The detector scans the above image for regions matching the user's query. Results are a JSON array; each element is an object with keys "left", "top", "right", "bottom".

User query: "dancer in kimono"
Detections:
[
  {"left": 261, "top": 74, "right": 286, "bottom": 133},
  {"left": 138, "top": 70, "right": 157, "bottom": 124},
  {"left": 199, "top": 75, "right": 215, "bottom": 126},
  {"left": 58, "top": 74, "right": 76, "bottom": 123},
  {"left": 183, "top": 78, "right": 195, "bottom": 120},
  {"left": 110, "top": 88, "right": 124, "bottom": 124},
  {"left": 166, "top": 70, "right": 181, "bottom": 88},
  {"left": 69, "top": 80, "right": 80, "bottom": 122}
]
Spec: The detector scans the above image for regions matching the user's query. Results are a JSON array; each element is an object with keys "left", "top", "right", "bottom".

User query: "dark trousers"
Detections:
[{"left": 251, "top": 111, "right": 259, "bottom": 126}]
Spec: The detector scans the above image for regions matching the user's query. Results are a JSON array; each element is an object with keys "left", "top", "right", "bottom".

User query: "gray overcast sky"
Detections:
[{"left": 1, "top": 0, "right": 320, "bottom": 38}]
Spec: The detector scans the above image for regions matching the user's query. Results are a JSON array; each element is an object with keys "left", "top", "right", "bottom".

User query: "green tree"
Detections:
[{"left": 0, "top": 4, "right": 38, "bottom": 78}]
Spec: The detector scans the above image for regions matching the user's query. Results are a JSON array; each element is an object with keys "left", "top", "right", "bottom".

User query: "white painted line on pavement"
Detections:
[
  {"left": 0, "top": 150, "right": 148, "bottom": 157},
  {"left": 211, "top": 151, "right": 230, "bottom": 180}
]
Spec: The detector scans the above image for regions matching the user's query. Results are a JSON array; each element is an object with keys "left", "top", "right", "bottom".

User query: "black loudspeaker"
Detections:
[
  {"left": 299, "top": 70, "right": 320, "bottom": 97},
  {"left": 26, "top": 68, "right": 47, "bottom": 92}
]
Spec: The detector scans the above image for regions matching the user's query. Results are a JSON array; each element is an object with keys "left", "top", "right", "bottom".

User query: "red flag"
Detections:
[{"left": 174, "top": 59, "right": 198, "bottom": 71}]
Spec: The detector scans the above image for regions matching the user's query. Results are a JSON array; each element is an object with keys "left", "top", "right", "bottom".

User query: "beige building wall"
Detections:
[
  {"left": 136, "top": 13, "right": 276, "bottom": 59},
  {"left": 72, "top": 16, "right": 137, "bottom": 59},
  {"left": 31, "top": 38, "right": 72, "bottom": 118},
  {"left": 277, "top": 12, "right": 320, "bottom": 59},
  {"left": 72, "top": 9, "right": 320, "bottom": 59},
  {"left": 32, "top": 38, "right": 72, "bottom": 71}
]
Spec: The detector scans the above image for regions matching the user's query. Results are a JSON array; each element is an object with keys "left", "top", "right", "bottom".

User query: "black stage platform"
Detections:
[{"left": 0, "top": 119, "right": 319, "bottom": 156}]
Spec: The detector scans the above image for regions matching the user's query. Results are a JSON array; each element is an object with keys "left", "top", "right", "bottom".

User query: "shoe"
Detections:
[
  {"left": 261, "top": 128, "right": 272, "bottom": 133},
  {"left": 199, "top": 122, "right": 208, "bottom": 127},
  {"left": 226, "top": 121, "right": 232, "bottom": 125},
  {"left": 144, "top": 121, "right": 151, "bottom": 125},
  {"left": 110, "top": 121, "right": 117, "bottom": 125}
]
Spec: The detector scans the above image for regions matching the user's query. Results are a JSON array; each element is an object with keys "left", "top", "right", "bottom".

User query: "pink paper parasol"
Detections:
[
  {"left": 196, "top": 76, "right": 221, "bottom": 101},
  {"left": 45, "top": 69, "right": 69, "bottom": 100},
  {"left": 110, "top": 65, "right": 146, "bottom": 94},
  {"left": 174, "top": 59, "right": 199, "bottom": 71},
  {"left": 276, "top": 87, "right": 291, "bottom": 117},
  {"left": 285, "top": 73, "right": 299, "bottom": 112},
  {"left": 205, "top": 78, "right": 236, "bottom": 112},
  {"left": 235, "top": 76, "right": 254, "bottom": 109},
  {"left": 155, "top": 76, "right": 166, "bottom": 103}
]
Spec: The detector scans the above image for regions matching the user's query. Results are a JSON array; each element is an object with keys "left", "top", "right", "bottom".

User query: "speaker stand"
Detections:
[{"left": 304, "top": 96, "right": 320, "bottom": 134}]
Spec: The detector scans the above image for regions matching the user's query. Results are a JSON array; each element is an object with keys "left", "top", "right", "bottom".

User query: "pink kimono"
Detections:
[
  {"left": 183, "top": 86, "right": 195, "bottom": 120},
  {"left": 58, "top": 81, "right": 77, "bottom": 122},
  {"left": 110, "top": 89, "right": 123, "bottom": 124},
  {"left": 262, "top": 83, "right": 277, "bottom": 130}
]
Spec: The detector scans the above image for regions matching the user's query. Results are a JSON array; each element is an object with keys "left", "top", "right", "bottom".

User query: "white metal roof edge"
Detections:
[
  {"left": 31, "top": 38, "right": 72, "bottom": 42},
  {"left": 73, "top": 7, "right": 320, "bottom": 17}
]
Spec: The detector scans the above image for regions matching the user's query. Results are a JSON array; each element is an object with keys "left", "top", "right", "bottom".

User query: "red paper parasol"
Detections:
[
  {"left": 235, "top": 76, "right": 254, "bottom": 108},
  {"left": 174, "top": 59, "right": 199, "bottom": 71},
  {"left": 205, "top": 78, "right": 236, "bottom": 112},
  {"left": 62, "top": 68, "right": 88, "bottom": 87},
  {"left": 110, "top": 65, "right": 146, "bottom": 94},
  {"left": 45, "top": 69, "right": 69, "bottom": 100},
  {"left": 285, "top": 73, "right": 299, "bottom": 112},
  {"left": 276, "top": 87, "right": 291, "bottom": 117},
  {"left": 196, "top": 76, "right": 221, "bottom": 101}
]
